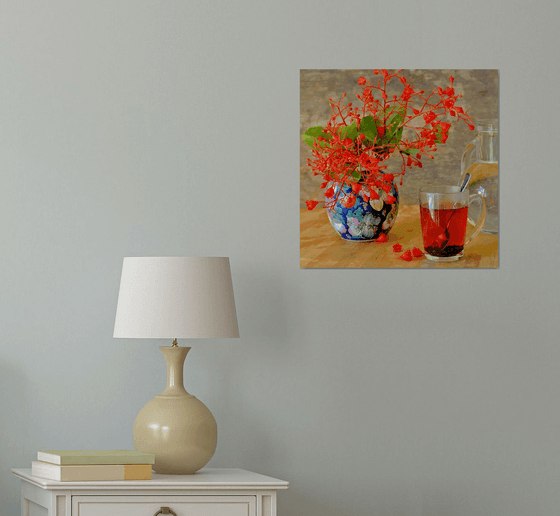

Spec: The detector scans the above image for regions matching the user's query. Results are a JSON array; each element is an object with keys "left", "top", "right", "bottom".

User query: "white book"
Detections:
[
  {"left": 37, "top": 449, "right": 155, "bottom": 465},
  {"left": 31, "top": 461, "right": 152, "bottom": 481}
]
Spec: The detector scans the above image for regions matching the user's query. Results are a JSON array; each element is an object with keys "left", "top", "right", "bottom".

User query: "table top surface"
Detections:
[
  {"left": 12, "top": 467, "right": 289, "bottom": 490},
  {"left": 300, "top": 205, "right": 498, "bottom": 269}
]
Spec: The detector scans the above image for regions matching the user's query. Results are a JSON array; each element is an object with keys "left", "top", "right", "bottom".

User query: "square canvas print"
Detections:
[{"left": 300, "top": 69, "right": 498, "bottom": 268}]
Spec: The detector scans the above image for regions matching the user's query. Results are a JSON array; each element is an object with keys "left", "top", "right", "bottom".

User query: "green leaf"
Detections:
[
  {"left": 351, "top": 170, "right": 362, "bottom": 181},
  {"left": 302, "top": 134, "right": 326, "bottom": 147},
  {"left": 433, "top": 125, "right": 444, "bottom": 144},
  {"left": 385, "top": 106, "right": 406, "bottom": 146},
  {"left": 339, "top": 122, "right": 358, "bottom": 140},
  {"left": 389, "top": 114, "right": 404, "bottom": 133},
  {"left": 302, "top": 126, "right": 331, "bottom": 148},
  {"left": 305, "top": 126, "right": 327, "bottom": 137},
  {"left": 301, "top": 134, "right": 314, "bottom": 147},
  {"left": 387, "top": 125, "right": 403, "bottom": 147},
  {"left": 358, "top": 116, "right": 380, "bottom": 143},
  {"left": 359, "top": 108, "right": 408, "bottom": 149}
]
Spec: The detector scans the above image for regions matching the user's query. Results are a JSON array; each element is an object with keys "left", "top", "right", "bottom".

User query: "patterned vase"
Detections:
[{"left": 326, "top": 182, "right": 399, "bottom": 241}]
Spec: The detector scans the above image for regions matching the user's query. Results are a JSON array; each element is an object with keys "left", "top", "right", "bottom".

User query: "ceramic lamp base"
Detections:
[{"left": 133, "top": 346, "right": 217, "bottom": 474}]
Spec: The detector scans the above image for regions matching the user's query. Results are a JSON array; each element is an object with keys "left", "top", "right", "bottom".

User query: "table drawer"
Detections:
[{"left": 72, "top": 496, "right": 256, "bottom": 516}]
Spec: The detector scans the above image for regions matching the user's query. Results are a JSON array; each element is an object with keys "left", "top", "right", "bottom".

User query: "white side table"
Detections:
[{"left": 12, "top": 467, "right": 289, "bottom": 516}]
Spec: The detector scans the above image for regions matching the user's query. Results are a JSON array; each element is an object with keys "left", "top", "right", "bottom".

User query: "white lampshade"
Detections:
[{"left": 113, "top": 257, "right": 239, "bottom": 339}]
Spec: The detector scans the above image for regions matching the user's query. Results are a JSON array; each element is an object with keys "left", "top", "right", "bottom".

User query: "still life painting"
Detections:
[{"left": 300, "top": 69, "right": 498, "bottom": 268}]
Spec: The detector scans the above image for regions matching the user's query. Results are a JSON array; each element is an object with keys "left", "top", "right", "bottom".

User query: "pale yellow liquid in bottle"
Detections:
[{"left": 465, "top": 161, "right": 498, "bottom": 234}]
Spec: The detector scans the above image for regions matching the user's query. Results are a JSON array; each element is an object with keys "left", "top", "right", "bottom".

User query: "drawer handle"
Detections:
[{"left": 154, "top": 508, "right": 177, "bottom": 516}]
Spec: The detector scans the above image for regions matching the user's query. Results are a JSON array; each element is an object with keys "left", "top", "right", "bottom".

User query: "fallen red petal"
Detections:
[
  {"left": 412, "top": 247, "right": 424, "bottom": 257},
  {"left": 374, "top": 233, "right": 388, "bottom": 242},
  {"left": 400, "top": 250, "right": 413, "bottom": 261}
]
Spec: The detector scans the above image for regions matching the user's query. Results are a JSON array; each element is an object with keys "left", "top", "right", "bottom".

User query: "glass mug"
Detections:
[{"left": 419, "top": 186, "right": 486, "bottom": 262}]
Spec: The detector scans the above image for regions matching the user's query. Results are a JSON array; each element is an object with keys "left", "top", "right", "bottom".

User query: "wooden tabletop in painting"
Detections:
[{"left": 300, "top": 205, "right": 498, "bottom": 269}]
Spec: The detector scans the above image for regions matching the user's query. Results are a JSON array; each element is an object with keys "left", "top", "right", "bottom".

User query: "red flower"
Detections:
[
  {"left": 449, "top": 75, "right": 454, "bottom": 84},
  {"left": 400, "top": 250, "right": 413, "bottom": 261},
  {"left": 423, "top": 112, "right": 436, "bottom": 124},
  {"left": 342, "top": 194, "right": 356, "bottom": 208},
  {"left": 401, "top": 84, "right": 414, "bottom": 101},
  {"left": 412, "top": 247, "right": 424, "bottom": 257},
  {"left": 392, "top": 243, "right": 402, "bottom": 252},
  {"left": 358, "top": 77, "right": 367, "bottom": 85},
  {"left": 359, "top": 154, "right": 371, "bottom": 167},
  {"left": 351, "top": 183, "right": 362, "bottom": 194},
  {"left": 386, "top": 194, "right": 397, "bottom": 204},
  {"left": 306, "top": 200, "right": 319, "bottom": 210},
  {"left": 325, "top": 186, "right": 335, "bottom": 198}
]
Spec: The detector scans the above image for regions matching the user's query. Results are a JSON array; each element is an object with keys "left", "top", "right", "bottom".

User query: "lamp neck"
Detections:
[{"left": 160, "top": 345, "right": 191, "bottom": 396}]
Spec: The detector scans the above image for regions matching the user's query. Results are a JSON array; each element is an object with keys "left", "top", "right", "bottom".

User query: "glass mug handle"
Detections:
[
  {"left": 459, "top": 138, "right": 477, "bottom": 188},
  {"left": 464, "top": 193, "right": 486, "bottom": 246}
]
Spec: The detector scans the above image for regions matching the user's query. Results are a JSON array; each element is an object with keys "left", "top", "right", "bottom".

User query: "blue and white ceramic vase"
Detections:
[{"left": 326, "top": 182, "right": 399, "bottom": 241}]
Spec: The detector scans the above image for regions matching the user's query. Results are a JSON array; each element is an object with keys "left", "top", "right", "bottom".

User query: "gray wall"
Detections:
[{"left": 0, "top": 1, "right": 558, "bottom": 516}]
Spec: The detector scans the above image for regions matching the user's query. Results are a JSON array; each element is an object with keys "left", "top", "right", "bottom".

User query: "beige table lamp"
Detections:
[{"left": 113, "top": 257, "right": 239, "bottom": 474}]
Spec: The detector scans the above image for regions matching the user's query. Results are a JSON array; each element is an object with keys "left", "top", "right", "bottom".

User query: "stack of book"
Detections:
[{"left": 31, "top": 450, "right": 155, "bottom": 481}]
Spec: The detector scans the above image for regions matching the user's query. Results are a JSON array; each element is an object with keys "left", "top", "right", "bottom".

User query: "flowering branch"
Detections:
[{"left": 302, "top": 70, "right": 474, "bottom": 210}]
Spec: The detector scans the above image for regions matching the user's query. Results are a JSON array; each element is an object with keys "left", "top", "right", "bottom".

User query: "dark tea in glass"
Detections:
[
  {"left": 420, "top": 205, "right": 468, "bottom": 257},
  {"left": 419, "top": 186, "right": 486, "bottom": 262}
]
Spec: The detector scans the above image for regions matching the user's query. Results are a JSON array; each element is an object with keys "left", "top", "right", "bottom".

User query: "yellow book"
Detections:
[
  {"left": 37, "top": 450, "right": 155, "bottom": 465},
  {"left": 31, "top": 461, "right": 152, "bottom": 481}
]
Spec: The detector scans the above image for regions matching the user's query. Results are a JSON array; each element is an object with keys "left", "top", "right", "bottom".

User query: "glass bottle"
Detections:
[{"left": 459, "top": 119, "right": 498, "bottom": 234}]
